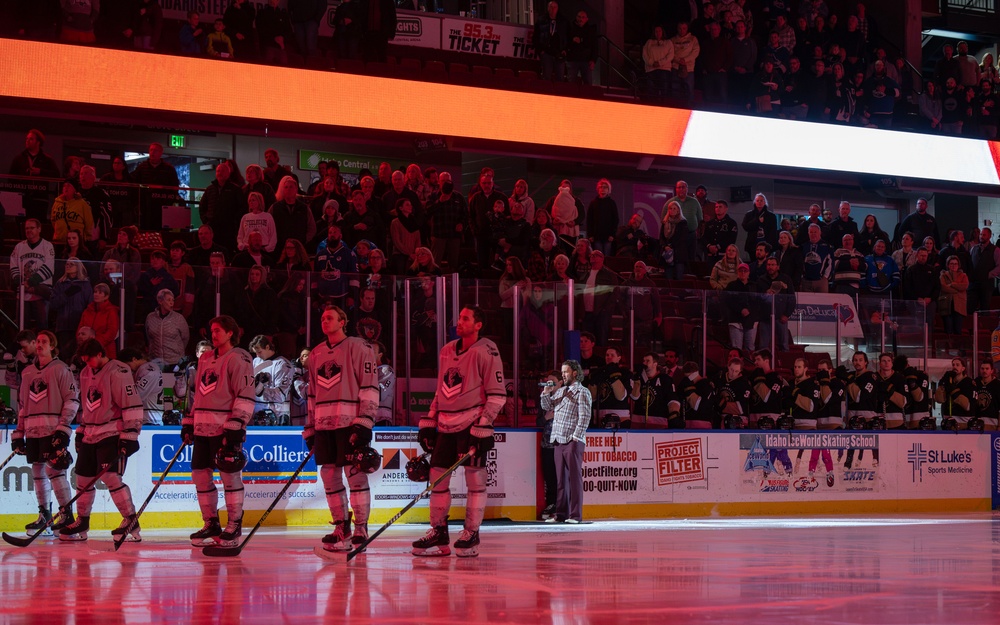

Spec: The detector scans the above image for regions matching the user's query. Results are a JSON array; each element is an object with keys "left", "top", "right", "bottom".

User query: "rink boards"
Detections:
[{"left": 0, "top": 428, "right": 996, "bottom": 531}]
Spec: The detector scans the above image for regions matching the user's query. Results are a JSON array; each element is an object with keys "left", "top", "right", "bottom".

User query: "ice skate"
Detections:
[
  {"left": 216, "top": 514, "right": 243, "bottom": 547},
  {"left": 321, "top": 517, "right": 352, "bottom": 552},
  {"left": 454, "top": 529, "right": 479, "bottom": 558},
  {"left": 25, "top": 505, "right": 52, "bottom": 536},
  {"left": 412, "top": 524, "right": 450, "bottom": 557},
  {"left": 351, "top": 523, "right": 368, "bottom": 552},
  {"left": 190, "top": 517, "right": 222, "bottom": 546},
  {"left": 50, "top": 509, "right": 74, "bottom": 532},
  {"left": 112, "top": 515, "right": 142, "bottom": 543},
  {"left": 58, "top": 515, "right": 89, "bottom": 542}
]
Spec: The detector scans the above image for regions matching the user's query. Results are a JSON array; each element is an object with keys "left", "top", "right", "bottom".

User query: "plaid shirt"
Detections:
[
  {"left": 541, "top": 381, "right": 592, "bottom": 444},
  {"left": 427, "top": 193, "right": 469, "bottom": 239}
]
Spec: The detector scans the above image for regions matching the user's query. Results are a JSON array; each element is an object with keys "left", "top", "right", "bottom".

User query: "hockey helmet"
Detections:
[
  {"left": 756, "top": 416, "right": 776, "bottom": 430},
  {"left": 777, "top": 415, "right": 795, "bottom": 431},
  {"left": 868, "top": 416, "right": 887, "bottom": 431},
  {"left": 918, "top": 416, "right": 937, "bottom": 431},
  {"left": 350, "top": 447, "right": 382, "bottom": 474},
  {"left": 406, "top": 453, "right": 431, "bottom": 482},
  {"left": 252, "top": 409, "right": 277, "bottom": 426},
  {"left": 848, "top": 415, "right": 868, "bottom": 430},
  {"left": 723, "top": 415, "right": 747, "bottom": 430},
  {"left": 602, "top": 414, "right": 622, "bottom": 430},
  {"left": 941, "top": 417, "right": 959, "bottom": 432},
  {"left": 215, "top": 446, "right": 248, "bottom": 473},
  {"left": 967, "top": 417, "right": 986, "bottom": 433},
  {"left": 162, "top": 410, "right": 182, "bottom": 426},
  {"left": 47, "top": 448, "right": 72, "bottom": 471}
]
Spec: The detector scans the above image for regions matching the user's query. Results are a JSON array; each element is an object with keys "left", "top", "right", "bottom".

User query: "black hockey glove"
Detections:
[
  {"left": 223, "top": 428, "right": 246, "bottom": 451},
  {"left": 418, "top": 427, "right": 437, "bottom": 453},
  {"left": 304, "top": 435, "right": 315, "bottom": 451},
  {"left": 50, "top": 430, "right": 70, "bottom": 451},
  {"left": 181, "top": 424, "right": 195, "bottom": 446},
  {"left": 349, "top": 424, "right": 372, "bottom": 450},
  {"left": 12, "top": 438, "right": 25, "bottom": 455},
  {"left": 470, "top": 425, "right": 495, "bottom": 457}
]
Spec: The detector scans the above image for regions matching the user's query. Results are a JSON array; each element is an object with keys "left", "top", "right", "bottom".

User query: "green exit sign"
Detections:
[{"left": 170, "top": 135, "right": 186, "bottom": 148}]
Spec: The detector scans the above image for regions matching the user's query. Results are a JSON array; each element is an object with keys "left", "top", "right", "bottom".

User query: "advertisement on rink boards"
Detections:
[{"left": 0, "top": 428, "right": 535, "bottom": 531}]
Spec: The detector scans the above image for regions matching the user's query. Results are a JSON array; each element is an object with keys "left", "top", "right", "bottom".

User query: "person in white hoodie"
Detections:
[
  {"left": 643, "top": 25, "right": 674, "bottom": 101},
  {"left": 671, "top": 21, "right": 700, "bottom": 100}
]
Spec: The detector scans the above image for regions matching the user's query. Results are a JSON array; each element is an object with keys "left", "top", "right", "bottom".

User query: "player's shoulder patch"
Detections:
[
  {"left": 116, "top": 365, "right": 131, "bottom": 375},
  {"left": 480, "top": 338, "right": 500, "bottom": 357}
]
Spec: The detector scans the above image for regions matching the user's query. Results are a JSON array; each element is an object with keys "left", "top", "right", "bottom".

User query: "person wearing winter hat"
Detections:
[{"left": 50, "top": 179, "right": 95, "bottom": 246}]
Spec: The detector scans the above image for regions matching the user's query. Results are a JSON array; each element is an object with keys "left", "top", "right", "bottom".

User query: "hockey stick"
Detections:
[
  {"left": 3, "top": 456, "right": 120, "bottom": 548},
  {"left": 202, "top": 450, "right": 314, "bottom": 558},
  {"left": 0, "top": 451, "right": 17, "bottom": 473},
  {"left": 99, "top": 443, "right": 187, "bottom": 552},
  {"left": 318, "top": 450, "right": 474, "bottom": 563}
]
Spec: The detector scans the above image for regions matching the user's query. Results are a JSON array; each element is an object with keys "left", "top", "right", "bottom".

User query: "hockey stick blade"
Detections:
[
  {"left": 202, "top": 450, "right": 315, "bottom": 558},
  {"left": 2, "top": 532, "right": 37, "bottom": 548},
  {"left": 313, "top": 545, "right": 356, "bottom": 562},
  {"left": 342, "top": 451, "right": 474, "bottom": 562}
]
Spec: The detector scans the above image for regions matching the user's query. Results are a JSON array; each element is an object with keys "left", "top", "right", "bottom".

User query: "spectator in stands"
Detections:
[
  {"left": 747, "top": 241, "right": 770, "bottom": 282},
  {"left": 382, "top": 170, "right": 421, "bottom": 223},
  {"left": 238, "top": 265, "right": 277, "bottom": 342},
  {"left": 167, "top": 241, "right": 195, "bottom": 316},
  {"left": 939, "top": 254, "right": 970, "bottom": 335},
  {"left": 310, "top": 175, "right": 348, "bottom": 224},
  {"left": 741, "top": 193, "right": 778, "bottom": 257},
  {"left": 332, "top": 0, "right": 361, "bottom": 60},
  {"left": 969, "top": 227, "right": 1000, "bottom": 312},
  {"left": 498, "top": 200, "right": 531, "bottom": 264},
  {"left": 187, "top": 225, "right": 230, "bottom": 274},
  {"left": 724, "top": 263, "right": 758, "bottom": 352},
  {"left": 921, "top": 235, "right": 942, "bottom": 272},
  {"left": 701, "top": 200, "right": 738, "bottom": 265},
  {"left": 527, "top": 228, "right": 560, "bottom": 281},
  {"left": 75, "top": 166, "right": 112, "bottom": 249},
  {"left": 360, "top": 0, "right": 396, "bottom": 62},
  {"left": 863, "top": 239, "right": 900, "bottom": 295},
  {"left": 102, "top": 226, "right": 140, "bottom": 327},
  {"left": 425, "top": 171, "right": 466, "bottom": 273},
  {"left": 276, "top": 272, "right": 308, "bottom": 348},
  {"left": 270, "top": 239, "right": 310, "bottom": 292},
  {"left": 179, "top": 11, "right": 206, "bottom": 55},
  {"left": 236, "top": 191, "right": 278, "bottom": 254},
  {"left": 50, "top": 179, "right": 94, "bottom": 246},
  {"left": 826, "top": 200, "right": 858, "bottom": 249},
  {"left": 940, "top": 76, "right": 966, "bottom": 135},
  {"left": 535, "top": 1, "right": 569, "bottom": 81},
  {"left": 200, "top": 162, "right": 243, "bottom": 251},
  {"left": 903, "top": 248, "right": 939, "bottom": 325},
  {"left": 642, "top": 25, "right": 674, "bottom": 101},
  {"left": 138, "top": 250, "right": 179, "bottom": 310},
  {"left": 129, "top": 0, "right": 163, "bottom": 50},
  {"left": 773, "top": 231, "right": 803, "bottom": 290},
  {"left": 833, "top": 235, "right": 866, "bottom": 297},
  {"left": 891, "top": 232, "right": 918, "bottom": 270},
  {"left": 342, "top": 189, "right": 384, "bottom": 249},
  {"left": 348, "top": 286, "right": 388, "bottom": 343},
  {"left": 623, "top": 261, "right": 661, "bottom": 349},
  {"left": 224, "top": 0, "right": 258, "bottom": 59},
  {"left": 710, "top": 244, "right": 741, "bottom": 290},
  {"left": 955, "top": 41, "right": 980, "bottom": 88},
  {"left": 773, "top": 13, "right": 796, "bottom": 52},
  {"left": 388, "top": 198, "right": 421, "bottom": 273},
  {"left": 245, "top": 163, "right": 277, "bottom": 209},
  {"left": 191, "top": 252, "right": 241, "bottom": 336},
  {"left": 939, "top": 229, "right": 972, "bottom": 276},
  {"left": 407, "top": 247, "right": 442, "bottom": 277},
  {"left": 794, "top": 203, "right": 825, "bottom": 246},
  {"left": 311, "top": 199, "right": 342, "bottom": 251},
  {"left": 671, "top": 21, "right": 700, "bottom": 100},
  {"left": 9, "top": 129, "right": 60, "bottom": 187},
  {"left": 547, "top": 181, "right": 583, "bottom": 242},
  {"left": 756, "top": 257, "right": 794, "bottom": 351},
  {"left": 550, "top": 254, "right": 572, "bottom": 282},
  {"left": 270, "top": 175, "right": 316, "bottom": 248},
  {"left": 258, "top": 0, "right": 294, "bottom": 65},
  {"left": 131, "top": 142, "right": 179, "bottom": 201},
  {"left": 827, "top": 62, "right": 856, "bottom": 124},
  {"left": 78, "top": 282, "right": 119, "bottom": 357},
  {"left": 145, "top": 288, "right": 189, "bottom": 366},
  {"left": 800, "top": 224, "right": 833, "bottom": 293},
  {"left": 207, "top": 19, "right": 235, "bottom": 58},
  {"left": 700, "top": 21, "right": 733, "bottom": 106},
  {"left": 896, "top": 198, "right": 939, "bottom": 248},
  {"left": 730, "top": 20, "right": 757, "bottom": 108},
  {"left": 56, "top": 230, "right": 92, "bottom": 276},
  {"left": 615, "top": 214, "right": 650, "bottom": 259},
  {"left": 754, "top": 55, "right": 784, "bottom": 114},
  {"left": 580, "top": 250, "right": 619, "bottom": 347},
  {"left": 499, "top": 257, "right": 531, "bottom": 310},
  {"left": 854, "top": 214, "right": 889, "bottom": 256},
  {"left": 982, "top": 53, "right": 999, "bottom": 85},
  {"left": 974, "top": 79, "right": 998, "bottom": 140},
  {"left": 232, "top": 231, "right": 276, "bottom": 274},
  {"left": 569, "top": 238, "right": 592, "bottom": 278},
  {"left": 60, "top": 0, "right": 99, "bottom": 43},
  {"left": 660, "top": 200, "right": 690, "bottom": 280},
  {"left": 50, "top": 259, "right": 92, "bottom": 355},
  {"left": 469, "top": 168, "right": 509, "bottom": 271},
  {"left": 289, "top": 0, "right": 325, "bottom": 63},
  {"left": 101, "top": 155, "right": 132, "bottom": 184},
  {"left": 566, "top": 9, "right": 598, "bottom": 85},
  {"left": 861, "top": 59, "right": 899, "bottom": 129},
  {"left": 508, "top": 179, "right": 534, "bottom": 224},
  {"left": 694, "top": 185, "right": 714, "bottom": 225},
  {"left": 521, "top": 287, "right": 555, "bottom": 362},
  {"left": 263, "top": 149, "right": 296, "bottom": 190},
  {"left": 315, "top": 224, "right": 357, "bottom": 304},
  {"left": 586, "top": 179, "right": 618, "bottom": 256}
]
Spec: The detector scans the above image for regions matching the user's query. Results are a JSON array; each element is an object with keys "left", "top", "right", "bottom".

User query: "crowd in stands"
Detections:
[{"left": 6, "top": 122, "right": 1000, "bottom": 429}]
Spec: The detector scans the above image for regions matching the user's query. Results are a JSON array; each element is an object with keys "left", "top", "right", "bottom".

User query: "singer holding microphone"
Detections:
[{"left": 540, "top": 360, "right": 593, "bottom": 524}]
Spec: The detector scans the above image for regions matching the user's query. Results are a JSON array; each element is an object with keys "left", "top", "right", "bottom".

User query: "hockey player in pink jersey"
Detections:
[
  {"left": 306, "top": 305, "right": 380, "bottom": 553},
  {"left": 412, "top": 306, "right": 506, "bottom": 558},
  {"left": 184, "top": 315, "right": 255, "bottom": 547}
]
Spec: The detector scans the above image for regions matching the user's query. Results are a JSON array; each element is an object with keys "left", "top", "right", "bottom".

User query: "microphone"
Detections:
[{"left": 539, "top": 381, "right": 556, "bottom": 387}]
